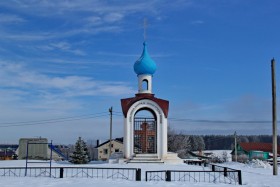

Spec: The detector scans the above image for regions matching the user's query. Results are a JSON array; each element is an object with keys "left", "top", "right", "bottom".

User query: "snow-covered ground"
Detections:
[{"left": 0, "top": 160, "right": 279, "bottom": 187}]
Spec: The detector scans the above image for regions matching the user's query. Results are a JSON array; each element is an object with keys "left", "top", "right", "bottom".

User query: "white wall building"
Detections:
[
  {"left": 17, "top": 138, "right": 66, "bottom": 161},
  {"left": 93, "top": 139, "right": 124, "bottom": 161}
]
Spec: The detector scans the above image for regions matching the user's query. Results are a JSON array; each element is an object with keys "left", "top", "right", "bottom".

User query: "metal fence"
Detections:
[
  {"left": 146, "top": 170, "right": 166, "bottom": 181},
  {"left": 0, "top": 167, "right": 141, "bottom": 181},
  {"left": 0, "top": 165, "right": 241, "bottom": 184},
  {"left": 146, "top": 167, "right": 242, "bottom": 185},
  {"left": 0, "top": 167, "right": 57, "bottom": 177},
  {"left": 209, "top": 164, "right": 242, "bottom": 185}
]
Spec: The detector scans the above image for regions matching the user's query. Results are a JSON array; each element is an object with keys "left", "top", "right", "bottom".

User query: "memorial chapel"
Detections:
[{"left": 121, "top": 41, "right": 182, "bottom": 163}]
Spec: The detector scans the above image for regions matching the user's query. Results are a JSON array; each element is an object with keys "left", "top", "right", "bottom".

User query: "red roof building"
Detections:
[
  {"left": 231, "top": 142, "right": 280, "bottom": 161},
  {"left": 238, "top": 142, "right": 280, "bottom": 154}
]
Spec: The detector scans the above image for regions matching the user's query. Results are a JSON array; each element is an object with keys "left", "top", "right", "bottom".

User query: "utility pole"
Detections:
[
  {"left": 271, "top": 58, "right": 278, "bottom": 175},
  {"left": 234, "top": 131, "right": 237, "bottom": 162},
  {"left": 108, "top": 107, "right": 113, "bottom": 159}
]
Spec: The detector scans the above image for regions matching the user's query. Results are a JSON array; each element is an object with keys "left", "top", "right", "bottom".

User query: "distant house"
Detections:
[
  {"left": 0, "top": 150, "right": 17, "bottom": 160},
  {"left": 231, "top": 142, "right": 280, "bottom": 161},
  {"left": 0, "top": 144, "right": 18, "bottom": 151},
  {"left": 0, "top": 144, "right": 18, "bottom": 160},
  {"left": 93, "top": 139, "right": 124, "bottom": 161}
]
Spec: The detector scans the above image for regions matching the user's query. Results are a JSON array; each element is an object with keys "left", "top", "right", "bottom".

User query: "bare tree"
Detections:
[
  {"left": 221, "top": 151, "right": 229, "bottom": 162},
  {"left": 189, "top": 136, "right": 205, "bottom": 151},
  {"left": 238, "top": 136, "right": 249, "bottom": 143},
  {"left": 168, "top": 127, "right": 191, "bottom": 158}
]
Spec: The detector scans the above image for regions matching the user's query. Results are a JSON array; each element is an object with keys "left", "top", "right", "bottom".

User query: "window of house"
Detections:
[
  {"left": 103, "top": 149, "right": 108, "bottom": 155},
  {"left": 115, "top": 149, "right": 119, "bottom": 152}
]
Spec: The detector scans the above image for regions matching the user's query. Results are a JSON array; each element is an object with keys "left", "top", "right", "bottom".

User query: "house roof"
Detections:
[
  {"left": 95, "top": 139, "right": 123, "bottom": 148},
  {"left": 187, "top": 151, "right": 210, "bottom": 159},
  {"left": 239, "top": 142, "right": 280, "bottom": 154},
  {"left": 0, "top": 150, "right": 15, "bottom": 157},
  {"left": 48, "top": 145, "right": 67, "bottom": 159},
  {"left": 0, "top": 144, "right": 18, "bottom": 150}
]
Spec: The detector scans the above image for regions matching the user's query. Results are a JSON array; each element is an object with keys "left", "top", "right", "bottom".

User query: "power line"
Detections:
[
  {"left": 169, "top": 117, "right": 272, "bottom": 124},
  {"left": 0, "top": 112, "right": 108, "bottom": 125},
  {"left": 114, "top": 110, "right": 273, "bottom": 124},
  {"left": 0, "top": 110, "right": 276, "bottom": 129},
  {"left": 112, "top": 114, "right": 123, "bottom": 117},
  {"left": 0, "top": 113, "right": 108, "bottom": 128},
  {"left": 114, "top": 111, "right": 123, "bottom": 114}
]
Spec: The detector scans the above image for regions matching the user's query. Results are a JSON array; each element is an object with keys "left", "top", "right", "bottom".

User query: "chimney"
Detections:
[{"left": 96, "top": 140, "right": 100, "bottom": 147}]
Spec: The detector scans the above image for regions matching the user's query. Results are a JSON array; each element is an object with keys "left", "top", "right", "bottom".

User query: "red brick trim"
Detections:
[{"left": 121, "top": 93, "right": 169, "bottom": 118}]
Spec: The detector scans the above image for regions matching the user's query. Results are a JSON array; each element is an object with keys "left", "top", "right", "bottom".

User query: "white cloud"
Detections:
[
  {"left": 0, "top": 0, "right": 193, "bottom": 43},
  {"left": 0, "top": 59, "right": 135, "bottom": 130},
  {"left": 0, "top": 1, "right": 156, "bottom": 15},
  {"left": 71, "top": 49, "right": 87, "bottom": 56},
  {"left": 0, "top": 13, "right": 25, "bottom": 23},
  {"left": 104, "top": 13, "right": 124, "bottom": 22},
  {"left": 0, "top": 60, "right": 134, "bottom": 142},
  {"left": 0, "top": 32, "right": 52, "bottom": 41},
  {"left": 0, "top": 0, "right": 196, "bottom": 143},
  {"left": 51, "top": 42, "right": 71, "bottom": 50},
  {"left": 85, "top": 16, "right": 102, "bottom": 26},
  {"left": 0, "top": 60, "right": 134, "bottom": 98},
  {"left": 0, "top": 25, "right": 122, "bottom": 42},
  {"left": 0, "top": 0, "right": 191, "bottom": 24},
  {"left": 37, "top": 41, "right": 86, "bottom": 56}
]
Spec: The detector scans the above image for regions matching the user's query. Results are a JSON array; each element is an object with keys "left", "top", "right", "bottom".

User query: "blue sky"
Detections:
[{"left": 0, "top": 0, "right": 280, "bottom": 144}]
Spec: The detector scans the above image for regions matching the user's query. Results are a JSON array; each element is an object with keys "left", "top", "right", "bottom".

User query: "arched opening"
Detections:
[
  {"left": 142, "top": 79, "right": 148, "bottom": 91},
  {"left": 134, "top": 108, "right": 157, "bottom": 154}
]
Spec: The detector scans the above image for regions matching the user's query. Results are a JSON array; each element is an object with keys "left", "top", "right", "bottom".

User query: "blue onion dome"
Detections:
[{"left": 134, "top": 42, "right": 157, "bottom": 75}]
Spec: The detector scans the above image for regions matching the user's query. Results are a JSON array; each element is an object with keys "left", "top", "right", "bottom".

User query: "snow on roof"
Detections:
[{"left": 95, "top": 139, "right": 123, "bottom": 148}]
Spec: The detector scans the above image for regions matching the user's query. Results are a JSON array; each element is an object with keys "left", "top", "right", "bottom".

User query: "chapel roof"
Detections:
[{"left": 121, "top": 93, "right": 169, "bottom": 118}]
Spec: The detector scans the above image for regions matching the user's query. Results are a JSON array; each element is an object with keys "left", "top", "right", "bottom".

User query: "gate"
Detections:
[{"left": 134, "top": 117, "right": 157, "bottom": 154}]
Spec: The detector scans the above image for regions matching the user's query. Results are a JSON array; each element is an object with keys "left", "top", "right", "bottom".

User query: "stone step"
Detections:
[
  {"left": 133, "top": 156, "right": 159, "bottom": 160},
  {"left": 131, "top": 158, "right": 161, "bottom": 162},
  {"left": 127, "top": 160, "right": 164, "bottom": 164},
  {"left": 126, "top": 154, "right": 164, "bottom": 163},
  {"left": 134, "top": 154, "right": 158, "bottom": 158}
]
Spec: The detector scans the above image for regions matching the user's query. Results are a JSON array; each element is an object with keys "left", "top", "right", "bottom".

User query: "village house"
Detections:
[
  {"left": 231, "top": 142, "right": 280, "bottom": 161},
  {"left": 93, "top": 139, "right": 124, "bottom": 161},
  {"left": 0, "top": 144, "right": 18, "bottom": 160}
]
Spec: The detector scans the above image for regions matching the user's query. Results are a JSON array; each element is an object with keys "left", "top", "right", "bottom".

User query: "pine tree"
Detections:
[{"left": 70, "top": 137, "right": 90, "bottom": 164}]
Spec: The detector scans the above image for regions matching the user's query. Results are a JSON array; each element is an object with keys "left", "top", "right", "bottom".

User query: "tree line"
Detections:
[
  {"left": 203, "top": 134, "right": 280, "bottom": 150},
  {"left": 168, "top": 127, "right": 280, "bottom": 157}
]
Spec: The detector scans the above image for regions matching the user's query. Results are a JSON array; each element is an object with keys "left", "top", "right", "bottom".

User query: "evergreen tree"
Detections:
[{"left": 70, "top": 137, "right": 90, "bottom": 164}]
